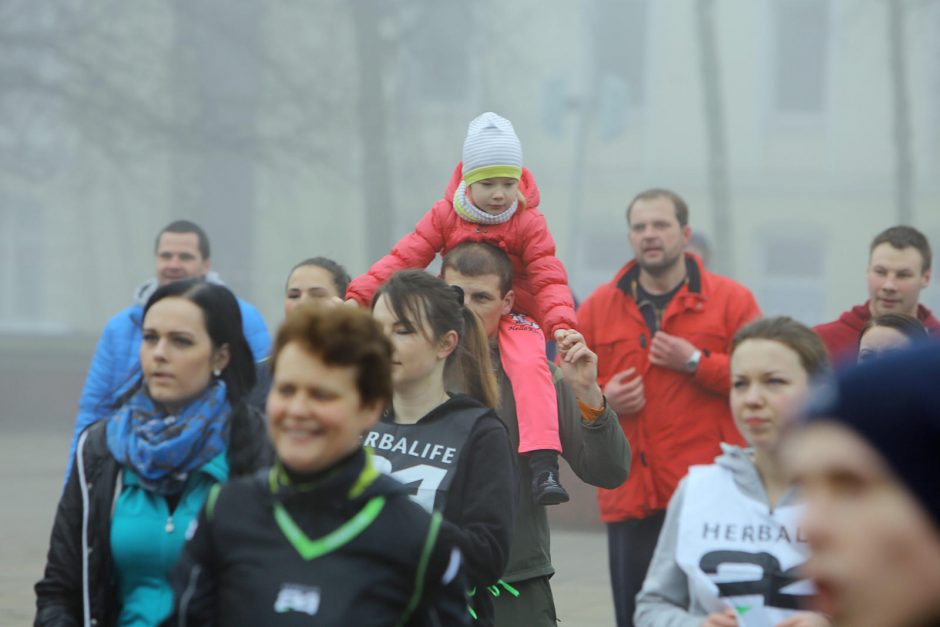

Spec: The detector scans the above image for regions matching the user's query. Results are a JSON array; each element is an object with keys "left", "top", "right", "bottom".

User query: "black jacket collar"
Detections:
[{"left": 617, "top": 254, "right": 702, "bottom": 300}]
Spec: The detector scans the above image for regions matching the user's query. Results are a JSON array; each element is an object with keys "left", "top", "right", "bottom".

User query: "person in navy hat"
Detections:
[{"left": 785, "top": 344, "right": 940, "bottom": 627}]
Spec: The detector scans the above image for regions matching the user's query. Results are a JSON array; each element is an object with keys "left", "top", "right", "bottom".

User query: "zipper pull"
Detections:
[{"left": 165, "top": 516, "right": 175, "bottom": 534}]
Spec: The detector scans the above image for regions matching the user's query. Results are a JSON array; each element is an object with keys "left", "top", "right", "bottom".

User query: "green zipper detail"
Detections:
[
  {"left": 205, "top": 484, "right": 222, "bottom": 521},
  {"left": 273, "top": 495, "right": 385, "bottom": 561},
  {"left": 396, "top": 511, "right": 443, "bottom": 626},
  {"left": 267, "top": 451, "right": 385, "bottom": 560},
  {"left": 270, "top": 448, "right": 379, "bottom": 499},
  {"left": 348, "top": 448, "right": 379, "bottom": 499}
]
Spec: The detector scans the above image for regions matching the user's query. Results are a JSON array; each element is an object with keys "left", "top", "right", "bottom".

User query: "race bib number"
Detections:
[
  {"left": 371, "top": 454, "right": 448, "bottom": 513},
  {"left": 700, "top": 550, "right": 815, "bottom": 627}
]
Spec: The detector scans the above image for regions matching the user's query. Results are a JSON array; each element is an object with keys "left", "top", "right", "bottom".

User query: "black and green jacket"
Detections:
[{"left": 163, "top": 447, "right": 468, "bottom": 627}]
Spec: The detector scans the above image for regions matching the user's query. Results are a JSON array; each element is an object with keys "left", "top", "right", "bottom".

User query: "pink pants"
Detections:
[{"left": 498, "top": 314, "right": 562, "bottom": 454}]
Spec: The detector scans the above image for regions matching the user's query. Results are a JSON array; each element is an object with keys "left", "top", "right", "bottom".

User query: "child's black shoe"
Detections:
[
  {"left": 527, "top": 449, "right": 569, "bottom": 505},
  {"left": 532, "top": 469, "right": 570, "bottom": 506}
]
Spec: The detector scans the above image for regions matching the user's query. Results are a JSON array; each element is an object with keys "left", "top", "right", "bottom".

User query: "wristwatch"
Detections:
[{"left": 686, "top": 350, "right": 702, "bottom": 374}]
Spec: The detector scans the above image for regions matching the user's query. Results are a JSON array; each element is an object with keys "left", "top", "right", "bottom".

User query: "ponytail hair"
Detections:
[
  {"left": 454, "top": 305, "right": 499, "bottom": 408},
  {"left": 373, "top": 270, "right": 499, "bottom": 408}
]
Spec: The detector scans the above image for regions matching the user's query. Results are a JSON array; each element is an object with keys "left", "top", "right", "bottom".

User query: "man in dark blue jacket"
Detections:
[{"left": 65, "top": 220, "right": 270, "bottom": 480}]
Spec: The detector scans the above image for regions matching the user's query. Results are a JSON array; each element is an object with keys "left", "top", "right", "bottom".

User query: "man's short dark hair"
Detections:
[
  {"left": 155, "top": 220, "right": 211, "bottom": 260},
  {"left": 870, "top": 226, "right": 931, "bottom": 273},
  {"left": 441, "top": 242, "right": 514, "bottom": 297},
  {"left": 626, "top": 189, "right": 689, "bottom": 227}
]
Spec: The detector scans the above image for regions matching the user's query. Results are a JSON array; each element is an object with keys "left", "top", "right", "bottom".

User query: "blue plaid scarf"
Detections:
[{"left": 106, "top": 380, "right": 231, "bottom": 495}]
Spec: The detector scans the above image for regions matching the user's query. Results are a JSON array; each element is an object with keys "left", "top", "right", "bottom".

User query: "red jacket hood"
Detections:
[
  {"left": 924, "top": 305, "right": 940, "bottom": 333},
  {"left": 443, "top": 162, "right": 540, "bottom": 209},
  {"left": 838, "top": 301, "right": 940, "bottom": 334},
  {"left": 838, "top": 303, "right": 872, "bottom": 332}
]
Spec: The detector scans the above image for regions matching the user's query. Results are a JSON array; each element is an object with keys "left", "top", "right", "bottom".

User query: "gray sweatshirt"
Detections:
[{"left": 633, "top": 444, "right": 799, "bottom": 627}]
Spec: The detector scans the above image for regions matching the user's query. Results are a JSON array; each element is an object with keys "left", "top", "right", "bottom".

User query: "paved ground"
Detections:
[{"left": 1, "top": 427, "right": 616, "bottom": 626}]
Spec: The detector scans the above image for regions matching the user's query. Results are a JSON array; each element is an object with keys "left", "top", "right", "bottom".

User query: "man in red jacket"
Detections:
[
  {"left": 814, "top": 225, "right": 939, "bottom": 367},
  {"left": 579, "top": 189, "right": 760, "bottom": 627}
]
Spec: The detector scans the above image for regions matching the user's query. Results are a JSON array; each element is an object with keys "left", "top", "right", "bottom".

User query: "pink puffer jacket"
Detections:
[{"left": 347, "top": 162, "right": 576, "bottom": 337}]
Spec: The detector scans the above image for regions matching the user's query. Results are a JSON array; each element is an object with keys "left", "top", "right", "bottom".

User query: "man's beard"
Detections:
[{"left": 637, "top": 250, "right": 683, "bottom": 277}]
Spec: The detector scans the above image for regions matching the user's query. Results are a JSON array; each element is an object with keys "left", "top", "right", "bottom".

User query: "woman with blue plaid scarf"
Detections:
[{"left": 36, "top": 278, "right": 272, "bottom": 627}]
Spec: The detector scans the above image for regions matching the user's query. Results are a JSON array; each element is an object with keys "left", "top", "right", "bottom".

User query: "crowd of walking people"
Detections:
[{"left": 34, "top": 112, "right": 940, "bottom": 626}]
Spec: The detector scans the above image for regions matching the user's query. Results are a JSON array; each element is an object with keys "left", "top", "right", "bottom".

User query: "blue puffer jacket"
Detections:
[{"left": 65, "top": 275, "right": 271, "bottom": 481}]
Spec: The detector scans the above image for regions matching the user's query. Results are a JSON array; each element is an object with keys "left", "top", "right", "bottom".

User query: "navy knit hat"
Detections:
[{"left": 804, "top": 343, "right": 940, "bottom": 528}]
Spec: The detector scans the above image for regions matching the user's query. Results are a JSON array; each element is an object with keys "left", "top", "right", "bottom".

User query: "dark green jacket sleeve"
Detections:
[{"left": 552, "top": 364, "right": 631, "bottom": 489}]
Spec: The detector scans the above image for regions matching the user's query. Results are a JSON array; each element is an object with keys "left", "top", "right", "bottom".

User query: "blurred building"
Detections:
[{"left": 2, "top": 0, "right": 938, "bottom": 343}]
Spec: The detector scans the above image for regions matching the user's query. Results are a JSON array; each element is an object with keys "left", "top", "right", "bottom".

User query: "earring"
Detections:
[{"left": 213, "top": 369, "right": 222, "bottom": 377}]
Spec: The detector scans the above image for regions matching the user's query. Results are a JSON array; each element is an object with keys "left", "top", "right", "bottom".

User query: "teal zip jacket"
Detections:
[{"left": 111, "top": 453, "right": 228, "bottom": 626}]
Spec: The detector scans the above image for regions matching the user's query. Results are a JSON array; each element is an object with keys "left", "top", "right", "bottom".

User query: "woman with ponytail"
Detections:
[{"left": 369, "top": 270, "right": 517, "bottom": 627}]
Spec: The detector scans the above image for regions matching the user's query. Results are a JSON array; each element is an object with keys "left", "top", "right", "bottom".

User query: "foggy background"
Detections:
[
  {"left": 4, "top": 0, "right": 940, "bottom": 481},
  {"left": 2, "top": 0, "right": 938, "bottom": 339},
  {"left": 2, "top": 0, "right": 939, "bottom": 464},
  {"left": 1, "top": 1, "right": 939, "bottom": 622}
]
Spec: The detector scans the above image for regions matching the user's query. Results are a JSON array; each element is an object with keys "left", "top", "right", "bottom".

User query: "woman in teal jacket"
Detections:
[{"left": 36, "top": 279, "right": 272, "bottom": 626}]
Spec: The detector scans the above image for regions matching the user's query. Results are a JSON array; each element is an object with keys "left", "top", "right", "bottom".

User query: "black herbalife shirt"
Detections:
[
  {"left": 363, "top": 394, "right": 515, "bottom": 627},
  {"left": 364, "top": 400, "right": 489, "bottom": 514}
]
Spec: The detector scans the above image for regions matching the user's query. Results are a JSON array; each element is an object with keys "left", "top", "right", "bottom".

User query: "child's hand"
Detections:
[
  {"left": 555, "top": 329, "right": 590, "bottom": 365},
  {"left": 554, "top": 329, "right": 577, "bottom": 354},
  {"left": 344, "top": 298, "right": 360, "bottom": 308},
  {"left": 556, "top": 331, "right": 591, "bottom": 364}
]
